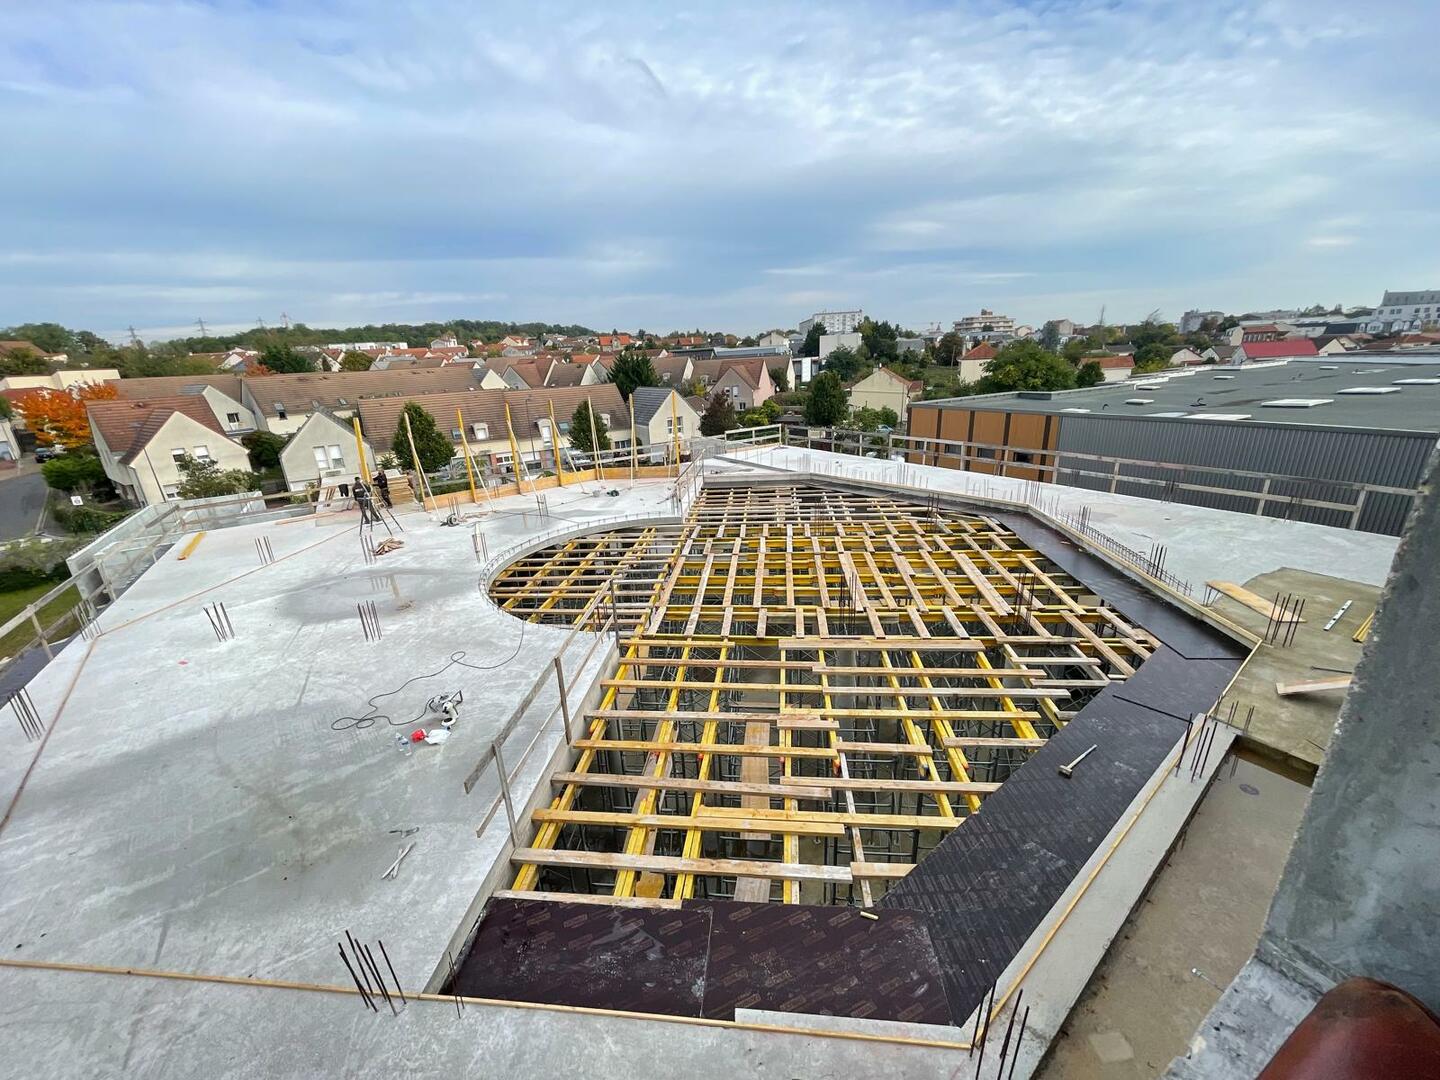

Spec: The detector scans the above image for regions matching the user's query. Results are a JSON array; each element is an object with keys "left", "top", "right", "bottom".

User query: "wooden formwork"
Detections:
[{"left": 487, "top": 484, "right": 1160, "bottom": 909}]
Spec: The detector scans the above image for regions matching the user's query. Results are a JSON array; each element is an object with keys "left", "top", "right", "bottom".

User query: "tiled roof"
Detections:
[
  {"left": 961, "top": 343, "right": 997, "bottom": 360},
  {"left": 87, "top": 396, "right": 229, "bottom": 465},
  {"left": 629, "top": 386, "right": 677, "bottom": 425},
  {"left": 693, "top": 357, "right": 767, "bottom": 388},
  {"left": 355, "top": 384, "right": 628, "bottom": 452},
  {"left": 543, "top": 363, "right": 588, "bottom": 388},
  {"left": 1238, "top": 339, "right": 1318, "bottom": 358},
  {"left": 109, "top": 374, "right": 245, "bottom": 402},
  {"left": 1097, "top": 355, "right": 1135, "bottom": 369},
  {"left": 245, "top": 367, "right": 480, "bottom": 417}
]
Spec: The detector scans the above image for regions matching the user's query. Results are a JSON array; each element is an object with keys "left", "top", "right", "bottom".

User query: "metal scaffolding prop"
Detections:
[{"left": 487, "top": 484, "right": 1160, "bottom": 910}]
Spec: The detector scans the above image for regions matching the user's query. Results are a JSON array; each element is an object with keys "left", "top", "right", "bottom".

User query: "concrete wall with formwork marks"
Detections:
[{"left": 1262, "top": 441, "right": 1440, "bottom": 1005}]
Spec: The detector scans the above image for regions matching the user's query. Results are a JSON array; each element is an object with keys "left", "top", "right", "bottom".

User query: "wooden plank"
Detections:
[
  {"left": 1060, "top": 611, "right": 1135, "bottom": 676},
  {"left": 491, "top": 889, "right": 682, "bottom": 910},
  {"left": 787, "top": 776, "right": 1000, "bottom": 795},
  {"left": 850, "top": 862, "right": 915, "bottom": 880},
  {"left": 943, "top": 736, "right": 1046, "bottom": 749},
  {"left": 1207, "top": 580, "right": 1307, "bottom": 622},
  {"left": 511, "top": 847, "right": 852, "bottom": 883},
  {"left": 776, "top": 717, "right": 840, "bottom": 730},
  {"left": 589, "top": 707, "right": 1044, "bottom": 722},
  {"left": 531, "top": 809, "right": 844, "bottom": 837},
  {"left": 599, "top": 678, "right": 1070, "bottom": 699},
  {"left": 573, "top": 738, "right": 835, "bottom": 759},
  {"left": 548, "top": 771, "right": 832, "bottom": 801},
  {"left": 833, "top": 741, "right": 935, "bottom": 756},
  {"left": 1275, "top": 676, "right": 1352, "bottom": 697},
  {"left": 696, "top": 805, "right": 960, "bottom": 831},
  {"left": 176, "top": 531, "right": 207, "bottom": 560}
]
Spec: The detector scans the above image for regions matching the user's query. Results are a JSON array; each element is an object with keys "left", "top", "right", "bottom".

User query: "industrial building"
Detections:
[
  {"left": 0, "top": 435, "right": 1436, "bottom": 1078},
  {"left": 906, "top": 357, "right": 1440, "bottom": 535}
]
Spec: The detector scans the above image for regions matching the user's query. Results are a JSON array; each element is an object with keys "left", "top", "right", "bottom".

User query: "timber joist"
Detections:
[{"left": 489, "top": 483, "right": 1161, "bottom": 908}]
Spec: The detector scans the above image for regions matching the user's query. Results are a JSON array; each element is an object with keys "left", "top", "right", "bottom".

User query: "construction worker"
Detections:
[
  {"left": 352, "top": 476, "right": 379, "bottom": 525},
  {"left": 373, "top": 469, "right": 392, "bottom": 508}
]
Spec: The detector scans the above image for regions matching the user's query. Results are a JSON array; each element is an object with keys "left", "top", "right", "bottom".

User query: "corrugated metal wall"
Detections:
[{"left": 1053, "top": 415, "right": 1435, "bottom": 535}]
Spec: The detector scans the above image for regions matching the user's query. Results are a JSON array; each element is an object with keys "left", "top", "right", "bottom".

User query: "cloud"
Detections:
[{"left": 0, "top": 0, "right": 1436, "bottom": 338}]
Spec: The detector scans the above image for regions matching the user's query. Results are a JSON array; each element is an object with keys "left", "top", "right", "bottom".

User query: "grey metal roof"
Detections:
[
  {"left": 629, "top": 386, "right": 674, "bottom": 425},
  {"left": 923, "top": 356, "right": 1440, "bottom": 434}
]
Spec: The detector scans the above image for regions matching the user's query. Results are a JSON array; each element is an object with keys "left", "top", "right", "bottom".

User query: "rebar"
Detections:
[{"left": 8, "top": 689, "right": 44, "bottom": 742}]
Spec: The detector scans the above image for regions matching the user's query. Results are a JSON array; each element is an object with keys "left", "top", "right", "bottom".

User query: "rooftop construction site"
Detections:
[{"left": 1, "top": 436, "right": 1437, "bottom": 1079}]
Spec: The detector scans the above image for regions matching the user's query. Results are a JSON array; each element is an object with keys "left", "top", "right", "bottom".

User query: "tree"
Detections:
[
  {"left": 1076, "top": 360, "right": 1105, "bottom": 387},
  {"left": 1, "top": 322, "right": 73, "bottom": 354},
  {"left": 16, "top": 383, "right": 119, "bottom": 447},
  {"left": 768, "top": 364, "right": 790, "bottom": 392},
  {"left": 175, "top": 455, "right": 254, "bottom": 499},
  {"left": 798, "top": 323, "right": 824, "bottom": 358},
  {"left": 933, "top": 332, "right": 965, "bottom": 367},
  {"left": 851, "top": 406, "right": 899, "bottom": 432},
  {"left": 700, "top": 392, "right": 737, "bottom": 436},
  {"left": 0, "top": 396, "right": 11, "bottom": 419},
  {"left": 258, "top": 342, "right": 314, "bottom": 373},
  {"left": 568, "top": 402, "right": 611, "bottom": 454},
  {"left": 0, "top": 347, "right": 51, "bottom": 377},
  {"left": 822, "top": 346, "right": 868, "bottom": 383},
  {"left": 339, "top": 350, "right": 373, "bottom": 372},
  {"left": 608, "top": 347, "right": 660, "bottom": 400},
  {"left": 858, "top": 318, "right": 899, "bottom": 366},
  {"left": 1132, "top": 345, "right": 1172, "bottom": 373},
  {"left": 973, "top": 340, "right": 1077, "bottom": 394},
  {"left": 804, "top": 372, "right": 848, "bottom": 426},
  {"left": 1038, "top": 321, "right": 1062, "bottom": 352},
  {"left": 391, "top": 401, "right": 453, "bottom": 472},
  {"left": 40, "top": 452, "right": 107, "bottom": 493},
  {"left": 241, "top": 431, "right": 287, "bottom": 470}
]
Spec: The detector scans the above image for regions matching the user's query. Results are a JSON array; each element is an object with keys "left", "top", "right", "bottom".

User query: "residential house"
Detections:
[
  {"left": 1096, "top": 355, "right": 1136, "bottom": 382},
  {"left": 596, "top": 334, "right": 633, "bottom": 350},
  {"left": 278, "top": 410, "right": 375, "bottom": 492},
  {"left": 88, "top": 396, "right": 251, "bottom": 506},
  {"left": 370, "top": 354, "right": 448, "bottom": 371},
  {"left": 956, "top": 342, "right": 998, "bottom": 383},
  {"left": 756, "top": 331, "right": 791, "bottom": 350},
  {"left": 0, "top": 340, "right": 67, "bottom": 364},
  {"left": 895, "top": 337, "right": 927, "bottom": 355},
  {"left": 691, "top": 358, "right": 776, "bottom": 410},
  {"left": 1201, "top": 344, "right": 1238, "bottom": 364},
  {"left": 0, "top": 368, "right": 121, "bottom": 393},
  {"left": 491, "top": 358, "right": 554, "bottom": 390},
  {"left": 240, "top": 367, "right": 481, "bottom": 436},
  {"left": 628, "top": 387, "right": 701, "bottom": 459},
  {"left": 1366, "top": 289, "right": 1440, "bottom": 333},
  {"left": 355, "top": 385, "right": 630, "bottom": 477},
  {"left": 1314, "top": 336, "right": 1359, "bottom": 355},
  {"left": 818, "top": 332, "right": 862, "bottom": 360},
  {"left": 1240, "top": 323, "right": 1286, "bottom": 344},
  {"left": 789, "top": 354, "right": 816, "bottom": 386},
  {"left": 110, "top": 374, "right": 256, "bottom": 436},
  {"left": 653, "top": 355, "right": 694, "bottom": 388},
  {"left": 1170, "top": 347, "right": 1206, "bottom": 366},
  {"left": 845, "top": 367, "right": 922, "bottom": 427},
  {"left": 1233, "top": 339, "right": 1319, "bottom": 363}
]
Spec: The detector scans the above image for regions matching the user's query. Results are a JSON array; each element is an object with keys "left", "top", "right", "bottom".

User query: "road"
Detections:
[{"left": 0, "top": 470, "right": 47, "bottom": 541}]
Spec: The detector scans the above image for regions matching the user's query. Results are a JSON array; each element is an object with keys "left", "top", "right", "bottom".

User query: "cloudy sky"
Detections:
[{"left": 2, "top": 0, "right": 1436, "bottom": 341}]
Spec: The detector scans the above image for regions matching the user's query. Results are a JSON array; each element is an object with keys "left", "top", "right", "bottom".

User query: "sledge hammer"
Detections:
[{"left": 1058, "top": 744, "right": 1099, "bottom": 779}]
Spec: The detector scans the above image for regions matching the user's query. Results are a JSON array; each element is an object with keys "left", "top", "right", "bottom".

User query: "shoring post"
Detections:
[
  {"left": 554, "top": 655, "right": 573, "bottom": 745},
  {"left": 400, "top": 409, "right": 435, "bottom": 513},
  {"left": 457, "top": 408, "right": 480, "bottom": 504},
  {"left": 502, "top": 400, "right": 528, "bottom": 493},
  {"left": 585, "top": 396, "right": 604, "bottom": 484},
  {"left": 351, "top": 417, "right": 370, "bottom": 488},
  {"left": 670, "top": 389, "right": 680, "bottom": 476},
  {"left": 629, "top": 392, "right": 637, "bottom": 484},
  {"left": 545, "top": 399, "right": 566, "bottom": 486}
]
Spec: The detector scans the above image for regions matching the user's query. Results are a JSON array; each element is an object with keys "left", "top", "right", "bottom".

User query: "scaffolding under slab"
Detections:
[{"left": 487, "top": 483, "right": 1160, "bottom": 909}]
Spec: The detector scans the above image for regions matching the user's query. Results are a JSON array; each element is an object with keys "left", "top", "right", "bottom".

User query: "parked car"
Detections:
[{"left": 33, "top": 446, "right": 62, "bottom": 462}]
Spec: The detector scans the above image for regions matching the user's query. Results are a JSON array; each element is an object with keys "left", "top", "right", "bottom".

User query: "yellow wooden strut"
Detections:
[
  {"left": 502, "top": 400, "right": 527, "bottom": 492},
  {"left": 546, "top": 400, "right": 566, "bottom": 486},
  {"left": 456, "top": 407, "right": 479, "bottom": 504}
]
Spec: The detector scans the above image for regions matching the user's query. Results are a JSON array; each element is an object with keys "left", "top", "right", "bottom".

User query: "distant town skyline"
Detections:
[{"left": 2, "top": 0, "right": 1436, "bottom": 340}]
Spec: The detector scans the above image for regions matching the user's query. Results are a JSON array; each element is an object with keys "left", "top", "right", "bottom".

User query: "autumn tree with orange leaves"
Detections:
[{"left": 17, "top": 383, "right": 119, "bottom": 448}]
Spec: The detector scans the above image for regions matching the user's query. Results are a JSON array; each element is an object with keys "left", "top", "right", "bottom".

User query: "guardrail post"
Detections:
[
  {"left": 553, "top": 655, "right": 573, "bottom": 745},
  {"left": 491, "top": 742, "right": 520, "bottom": 847}
]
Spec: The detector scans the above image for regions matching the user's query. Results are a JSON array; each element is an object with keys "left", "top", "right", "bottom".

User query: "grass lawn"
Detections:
[{"left": 0, "top": 580, "right": 83, "bottom": 660}]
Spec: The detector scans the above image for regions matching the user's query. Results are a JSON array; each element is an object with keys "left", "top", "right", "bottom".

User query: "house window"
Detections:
[
  {"left": 599, "top": 413, "right": 611, "bottom": 427},
  {"left": 666, "top": 417, "right": 681, "bottom": 435},
  {"left": 452, "top": 428, "right": 463, "bottom": 440},
  {"left": 226, "top": 412, "right": 241, "bottom": 427},
  {"left": 192, "top": 446, "right": 211, "bottom": 461},
  {"left": 274, "top": 403, "right": 287, "bottom": 420},
  {"left": 472, "top": 423, "right": 489, "bottom": 440},
  {"left": 326, "top": 444, "right": 343, "bottom": 469},
  {"left": 170, "top": 448, "right": 186, "bottom": 463},
  {"left": 1013, "top": 451, "right": 1035, "bottom": 465},
  {"left": 312, "top": 446, "right": 330, "bottom": 472}
]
